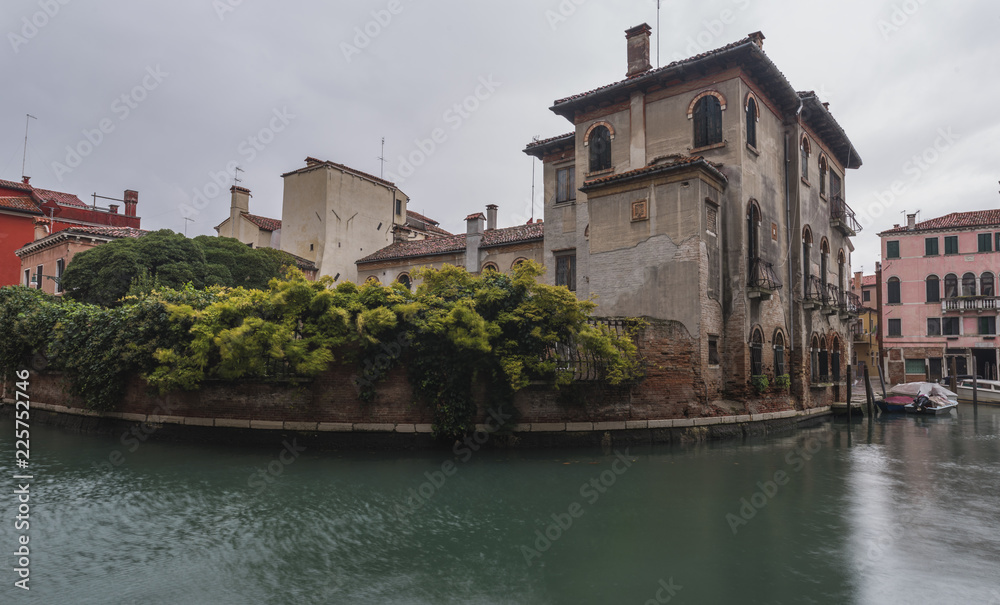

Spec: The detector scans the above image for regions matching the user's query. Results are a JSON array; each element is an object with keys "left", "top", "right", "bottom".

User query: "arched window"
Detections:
[
  {"left": 395, "top": 273, "right": 411, "bottom": 290},
  {"left": 887, "top": 277, "right": 901, "bottom": 304},
  {"left": 819, "top": 156, "right": 828, "bottom": 197},
  {"left": 837, "top": 249, "right": 846, "bottom": 295},
  {"left": 365, "top": 276, "right": 381, "bottom": 285},
  {"left": 745, "top": 96, "right": 758, "bottom": 149},
  {"left": 820, "top": 238, "right": 830, "bottom": 289},
  {"left": 926, "top": 275, "right": 940, "bottom": 303},
  {"left": 963, "top": 272, "right": 977, "bottom": 297},
  {"left": 982, "top": 272, "right": 995, "bottom": 297},
  {"left": 831, "top": 336, "right": 842, "bottom": 382},
  {"left": 511, "top": 258, "right": 528, "bottom": 271},
  {"left": 819, "top": 337, "right": 829, "bottom": 382},
  {"left": 802, "top": 227, "right": 813, "bottom": 297},
  {"left": 773, "top": 331, "right": 786, "bottom": 377},
  {"left": 588, "top": 125, "right": 612, "bottom": 172},
  {"left": 801, "top": 136, "right": 811, "bottom": 180},
  {"left": 747, "top": 201, "right": 761, "bottom": 277},
  {"left": 810, "top": 335, "right": 820, "bottom": 382},
  {"left": 482, "top": 262, "right": 498, "bottom": 273},
  {"left": 945, "top": 273, "right": 958, "bottom": 298},
  {"left": 693, "top": 95, "right": 723, "bottom": 148},
  {"left": 750, "top": 328, "right": 764, "bottom": 376}
]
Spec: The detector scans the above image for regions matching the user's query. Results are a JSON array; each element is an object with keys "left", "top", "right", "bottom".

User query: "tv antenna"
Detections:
[
  {"left": 22, "top": 114, "right": 37, "bottom": 180},
  {"left": 377, "top": 137, "right": 387, "bottom": 179},
  {"left": 233, "top": 165, "right": 244, "bottom": 187},
  {"left": 530, "top": 135, "right": 540, "bottom": 222},
  {"left": 656, "top": 1, "right": 661, "bottom": 68}
]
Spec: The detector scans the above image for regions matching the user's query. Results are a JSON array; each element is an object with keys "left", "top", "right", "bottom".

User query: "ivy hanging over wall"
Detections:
[{"left": 0, "top": 262, "right": 643, "bottom": 439}]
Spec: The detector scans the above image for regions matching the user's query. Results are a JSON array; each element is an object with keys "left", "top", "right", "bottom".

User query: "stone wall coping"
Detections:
[{"left": 1, "top": 399, "right": 834, "bottom": 436}]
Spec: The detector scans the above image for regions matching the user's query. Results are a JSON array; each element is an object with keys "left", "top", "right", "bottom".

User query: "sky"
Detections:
[{"left": 3, "top": 0, "right": 998, "bottom": 273}]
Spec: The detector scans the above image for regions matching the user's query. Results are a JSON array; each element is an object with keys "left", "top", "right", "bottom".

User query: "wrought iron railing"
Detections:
[
  {"left": 840, "top": 291, "right": 861, "bottom": 315},
  {"left": 805, "top": 275, "right": 825, "bottom": 302},
  {"left": 825, "top": 283, "right": 840, "bottom": 306},
  {"left": 748, "top": 257, "right": 783, "bottom": 290},
  {"left": 547, "top": 318, "right": 646, "bottom": 382},
  {"left": 830, "top": 195, "right": 862, "bottom": 235}
]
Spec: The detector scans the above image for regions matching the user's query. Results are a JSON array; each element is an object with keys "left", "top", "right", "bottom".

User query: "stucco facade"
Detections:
[
  {"left": 879, "top": 210, "right": 1000, "bottom": 383},
  {"left": 280, "top": 158, "right": 410, "bottom": 284},
  {"left": 525, "top": 26, "right": 863, "bottom": 405},
  {"left": 214, "top": 186, "right": 281, "bottom": 250}
]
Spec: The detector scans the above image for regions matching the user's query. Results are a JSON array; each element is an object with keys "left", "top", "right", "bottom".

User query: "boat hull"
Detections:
[{"left": 955, "top": 380, "right": 1000, "bottom": 404}]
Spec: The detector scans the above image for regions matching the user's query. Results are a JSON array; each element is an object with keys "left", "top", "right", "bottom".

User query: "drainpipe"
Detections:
[{"left": 785, "top": 97, "right": 804, "bottom": 367}]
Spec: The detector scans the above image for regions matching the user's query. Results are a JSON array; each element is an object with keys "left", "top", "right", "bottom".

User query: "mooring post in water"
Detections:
[
  {"left": 846, "top": 364, "right": 853, "bottom": 413},
  {"left": 863, "top": 364, "right": 875, "bottom": 417},
  {"left": 973, "top": 371, "right": 978, "bottom": 412},
  {"left": 950, "top": 357, "right": 958, "bottom": 394}
]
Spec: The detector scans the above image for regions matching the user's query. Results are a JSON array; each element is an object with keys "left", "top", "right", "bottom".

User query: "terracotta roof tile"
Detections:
[
  {"left": 65, "top": 225, "right": 148, "bottom": 238},
  {"left": 0, "top": 196, "right": 42, "bottom": 214},
  {"left": 0, "top": 179, "right": 34, "bottom": 193},
  {"left": 282, "top": 157, "right": 398, "bottom": 189},
  {"left": 862, "top": 275, "right": 877, "bottom": 286},
  {"left": 358, "top": 222, "right": 543, "bottom": 264},
  {"left": 464, "top": 212, "right": 485, "bottom": 221},
  {"left": 243, "top": 212, "right": 281, "bottom": 231},
  {"left": 879, "top": 210, "right": 1000, "bottom": 235},
  {"left": 32, "top": 187, "right": 87, "bottom": 207},
  {"left": 524, "top": 132, "right": 575, "bottom": 150},
  {"left": 406, "top": 210, "right": 440, "bottom": 226}
]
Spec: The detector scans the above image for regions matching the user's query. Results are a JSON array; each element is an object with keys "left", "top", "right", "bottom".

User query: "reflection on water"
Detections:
[{"left": 0, "top": 408, "right": 998, "bottom": 604}]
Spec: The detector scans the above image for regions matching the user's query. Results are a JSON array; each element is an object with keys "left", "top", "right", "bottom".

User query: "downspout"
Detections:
[{"left": 785, "top": 97, "right": 804, "bottom": 365}]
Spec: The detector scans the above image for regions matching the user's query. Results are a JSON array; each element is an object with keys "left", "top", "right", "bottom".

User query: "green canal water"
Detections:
[{"left": 1, "top": 409, "right": 999, "bottom": 604}]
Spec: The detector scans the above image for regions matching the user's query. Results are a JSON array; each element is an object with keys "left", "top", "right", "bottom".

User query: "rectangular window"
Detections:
[
  {"left": 555, "top": 252, "right": 576, "bottom": 291},
  {"left": 863, "top": 289, "right": 871, "bottom": 302},
  {"left": 830, "top": 171, "right": 842, "bottom": 198},
  {"left": 945, "top": 236, "right": 959, "bottom": 255},
  {"left": 708, "top": 336, "right": 720, "bottom": 365},
  {"left": 943, "top": 317, "right": 960, "bottom": 336},
  {"left": 35, "top": 265, "right": 43, "bottom": 289},
  {"left": 926, "top": 278, "right": 940, "bottom": 302},
  {"left": 888, "top": 279, "right": 901, "bottom": 304},
  {"left": 927, "top": 318, "right": 941, "bottom": 336},
  {"left": 556, "top": 166, "right": 576, "bottom": 203},
  {"left": 395, "top": 199, "right": 402, "bottom": 215},
  {"left": 24, "top": 269, "right": 30, "bottom": 287},
  {"left": 888, "top": 319, "right": 902, "bottom": 337},
  {"left": 979, "top": 233, "right": 993, "bottom": 253},
  {"left": 55, "top": 259, "right": 65, "bottom": 294},
  {"left": 979, "top": 316, "right": 996, "bottom": 335},
  {"left": 886, "top": 240, "right": 900, "bottom": 259},
  {"left": 996, "top": 232, "right": 1000, "bottom": 253},
  {"left": 905, "top": 359, "right": 926, "bottom": 375},
  {"left": 925, "top": 237, "right": 938, "bottom": 256}
]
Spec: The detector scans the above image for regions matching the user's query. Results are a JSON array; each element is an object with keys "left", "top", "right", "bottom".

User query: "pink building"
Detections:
[{"left": 879, "top": 210, "right": 1000, "bottom": 384}]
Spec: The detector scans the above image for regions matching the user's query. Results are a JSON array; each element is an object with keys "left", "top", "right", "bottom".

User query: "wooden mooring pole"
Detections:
[
  {"left": 972, "top": 371, "right": 978, "bottom": 413},
  {"left": 846, "top": 364, "right": 852, "bottom": 423},
  {"left": 950, "top": 356, "right": 958, "bottom": 394},
  {"left": 863, "top": 364, "right": 875, "bottom": 417}
]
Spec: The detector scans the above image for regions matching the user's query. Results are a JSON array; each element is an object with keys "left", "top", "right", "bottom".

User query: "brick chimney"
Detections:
[
  {"left": 33, "top": 218, "right": 50, "bottom": 241},
  {"left": 22, "top": 176, "right": 30, "bottom": 185},
  {"left": 748, "top": 31, "right": 765, "bottom": 49},
  {"left": 108, "top": 204, "right": 119, "bottom": 214},
  {"left": 906, "top": 213, "right": 916, "bottom": 230},
  {"left": 465, "top": 212, "right": 485, "bottom": 272},
  {"left": 625, "top": 23, "right": 652, "bottom": 78},
  {"left": 486, "top": 204, "right": 498, "bottom": 230},
  {"left": 124, "top": 190, "right": 138, "bottom": 217}
]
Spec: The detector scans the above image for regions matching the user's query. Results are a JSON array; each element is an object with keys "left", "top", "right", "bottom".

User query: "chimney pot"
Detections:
[
  {"left": 33, "top": 218, "right": 49, "bottom": 241},
  {"left": 748, "top": 31, "right": 765, "bottom": 49},
  {"left": 22, "top": 176, "right": 30, "bottom": 185},
  {"left": 124, "top": 190, "right": 138, "bottom": 217},
  {"left": 486, "top": 204, "right": 498, "bottom": 230},
  {"left": 625, "top": 23, "right": 652, "bottom": 78},
  {"left": 108, "top": 204, "right": 119, "bottom": 214}
]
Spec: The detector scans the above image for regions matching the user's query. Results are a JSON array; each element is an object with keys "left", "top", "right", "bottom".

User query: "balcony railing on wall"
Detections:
[
  {"left": 942, "top": 296, "right": 1000, "bottom": 312},
  {"left": 830, "top": 196, "right": 862, "bottom": 236},
  {"left": 748, "top": 257, "right": 783, "bottom": 291},
  {"left": 840, "top": 291, "right": 861, "bottom": 316},
  {"left": 804, "top": 275, "right": 825, "bottom": 304}
]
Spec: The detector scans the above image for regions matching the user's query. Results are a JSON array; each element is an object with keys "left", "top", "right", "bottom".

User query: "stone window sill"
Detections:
[
  {"left": 690, "top": 141, "right": 726, "bottom": 154},
  {"left": 746, "top": 143, "right": 760, "bottom": 157},
  {"left": 801, "top": 177, "right": 811, "bottom": 187}
]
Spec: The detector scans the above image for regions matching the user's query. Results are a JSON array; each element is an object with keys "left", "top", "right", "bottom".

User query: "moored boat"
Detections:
[{"left": 955, "top": 379, "right": 1000, "bottom": 404}]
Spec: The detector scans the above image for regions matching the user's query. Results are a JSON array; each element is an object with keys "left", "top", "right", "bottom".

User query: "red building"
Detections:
[{"left": 0, "top": 177, "right": 141, "bottom": 287}]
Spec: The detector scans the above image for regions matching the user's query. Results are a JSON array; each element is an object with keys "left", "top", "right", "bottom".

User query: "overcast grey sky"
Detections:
[{"left": 3, "top": 0, "right": 997, "bottom": 272}]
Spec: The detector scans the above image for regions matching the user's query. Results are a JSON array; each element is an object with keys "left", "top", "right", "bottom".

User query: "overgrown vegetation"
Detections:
[
  {"left": 0, "top": 262, "right": 643, "bottom": 439},
  {"left": 61, "top": 230, "right": 301, "bottom": 306}
]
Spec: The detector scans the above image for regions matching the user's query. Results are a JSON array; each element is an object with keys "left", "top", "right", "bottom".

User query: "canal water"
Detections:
[{"left": 1, "top": 409, "right": 999, "bottom": 604}]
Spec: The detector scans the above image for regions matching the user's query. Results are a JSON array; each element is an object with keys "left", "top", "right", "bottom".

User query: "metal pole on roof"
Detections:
[
  {"left": 22, "top": 114, "right": 36, "bottom": 180},
  {"left": 656, "top": 1, "right": 660, "bottom": 68}
]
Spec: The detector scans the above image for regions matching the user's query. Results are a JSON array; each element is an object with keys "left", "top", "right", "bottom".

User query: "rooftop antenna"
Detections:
[
  {"left": 233, "top": 165, "right": 244, "bottom": 187},
  {"left": 377, "top": 137, "right": 387, "bottom": 179},
  {"left": 530, "top": 135, "right": 539, "bottom": 222},
  {"left": 22, "top": 114, "right": 37, "bottom": 180},
  {"left": 183, "top": 217, "right": 194, "bottom": 237},
  {"left": 656, "top": 0, "right": 661, "bottom": 68}
]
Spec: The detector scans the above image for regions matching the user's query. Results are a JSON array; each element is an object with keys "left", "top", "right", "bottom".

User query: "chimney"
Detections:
[
  {"left": 108, "top": 204, "right": 119, "bottom": 214},
  {"left": 231, "top": 185, "right": 251, "bottom": 213},
  {"left": 33, "top": 218, "right": 49, "bottom": 241},
  {"left": 486, "top": 204, "right": 498, "bottom": 230},
  {"left": 906, "top": 213, "right": 916, "bottom": 230},
  {"left": 853, "top": 271, "right": 862, "bottom": 293},
  {"left": 22, "top": 176, "right": 30, "bottom": 185},
  {"left": 305, "top": 157, "right": 322, "bottom": 167},
  {"left": 625, "top": 23, "right": 652, "bottom": 78},
  {"left": 465, "top": 212, "right": 485, "bottom": 273},
  {"left": 124, "top": 190, "right": 138, "bottom": 217},
  {"left": 748, "top": 31, "right": 765, "bottom": 49}
]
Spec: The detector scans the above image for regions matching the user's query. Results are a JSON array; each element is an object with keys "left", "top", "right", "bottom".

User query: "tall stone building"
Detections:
[{"left": 524, "top": 25, "right": 863, "bottom": 405}]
